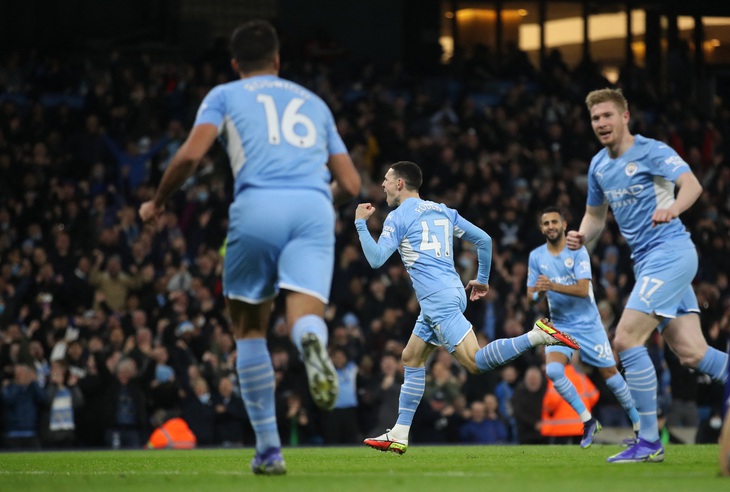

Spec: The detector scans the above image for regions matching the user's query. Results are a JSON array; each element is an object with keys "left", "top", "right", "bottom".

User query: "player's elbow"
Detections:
[
  {"left": 340, "top": 174, "right": 362, "bottom": 199},
  {"left": 475, "top": 231, "right": 492, "bottom": 250},
  {"left": 365, "top": 255, "right": 385, "bottom": 270}
]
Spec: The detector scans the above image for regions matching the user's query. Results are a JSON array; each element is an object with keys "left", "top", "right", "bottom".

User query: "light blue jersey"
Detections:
[
  {"left": 588, "top": 134, "right": 699, "bottom": 319},
  {"left": 194, "top": 74, "right": 347, "bottom": 200},
  {"left": 355, "top": 197, "right": 492, "bottom": 352},
  {"left": 195, "top": 75, "right": 348, "bottom": 303},
  {"left": 587, "top": 134, "right": 692, "bottom": 262},
  {"left": 528, "top": 244, "right": 615, "bottom": 367},
  {"left": 355, "top": 197, "right": 491, "bottom": 301}
]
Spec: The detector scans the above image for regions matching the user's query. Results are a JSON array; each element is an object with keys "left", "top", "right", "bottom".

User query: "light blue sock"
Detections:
[
  {"left": 236, "top": 338, "right": 280, "bottom": 453},
  {"left": 291, "top": 314, "right": 328, "bottom": 354},
  {"left": 620, "top": 346, "right": 659, "bottom": 443},
  {"left": 697, "top": 347, "right": 728, "bottom": 384},
  {"left": 396, "top": 366, "right": 426, "bottom": 427},
  {"left": 546, "top": 362, "right": 588, "bottom": 416},
  {"left": 605, "top": 373, "right": 640, "bottom": 426},
  {"left": 475, "top": 334, "right": 532, "bottom": 373}
]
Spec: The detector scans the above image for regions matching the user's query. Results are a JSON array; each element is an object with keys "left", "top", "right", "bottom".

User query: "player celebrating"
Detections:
[
  {"left": 527, "top": 206, "right": 640, "bottom": 448},
  {"left": 139, "top": 20, "right": 361, "bottom": 474},
  {"left": 567, "top": 88, "right": 728, "bottom": 463},
  {"left": 356, "top": 161, "right": 578, "bottom": 454}
]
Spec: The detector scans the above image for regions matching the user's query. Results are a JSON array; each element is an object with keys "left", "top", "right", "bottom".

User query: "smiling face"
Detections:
[
  {"left": 540, "top": 211, "right": 566, "bottom": 246},
  {"left": 590, "top": 101, "right": 629, "bottom": 152}
]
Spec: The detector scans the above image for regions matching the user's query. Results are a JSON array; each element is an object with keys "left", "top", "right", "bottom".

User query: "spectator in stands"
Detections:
[
  {"left": 1, "top": 363, "right": 47, "bottom": 449},
  {"left": 41, "top": 359, "right": 84, "bottom": 448}
]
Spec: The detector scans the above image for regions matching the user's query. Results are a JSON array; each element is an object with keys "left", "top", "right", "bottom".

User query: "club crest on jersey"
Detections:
[
  {"left": 625, "top": 162, "right": 638, "bottom": 176},
  {"left": 564, "top": 258, "right": 574, "bottom": 268}
]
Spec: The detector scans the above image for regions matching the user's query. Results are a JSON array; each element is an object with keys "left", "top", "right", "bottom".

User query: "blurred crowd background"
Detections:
[{"left": 1, "top": 22, "right": 729, "bottom": 450}]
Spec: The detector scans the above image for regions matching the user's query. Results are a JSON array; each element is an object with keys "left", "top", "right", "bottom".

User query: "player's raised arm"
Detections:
[{"left": 354, "top": 204, "right": 398, "bottom": 269}]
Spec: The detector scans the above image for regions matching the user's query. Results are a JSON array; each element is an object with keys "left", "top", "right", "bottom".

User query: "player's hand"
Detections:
[
  {"left": 465, "top": 280, "right": 489, "bottom": 301},
  {"left": 355, "top": 203, "right": 376, "bottom": 221},
  {"left": 651, "top": 208, "right": 675, "bottom": 227},
  {"left": 139, "top": 200, "right": 164, "bottom": 224},
  {"left": 565, "top": 230, "right": 585, "bottom": 250},
  {"left": 535, "top": 275, "right": 552, "bottom": 292}
]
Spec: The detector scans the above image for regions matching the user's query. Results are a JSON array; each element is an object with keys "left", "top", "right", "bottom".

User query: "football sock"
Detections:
[
  {"left": 475, "top": 334, "right": 532, "bottom": 373},
  {"left": 545, "top": 362, "right": 589, "bottom": 418},
  {"left": 394, "top": 366, "right": 425, "bottom": 438},
  {"left": 291, "top": 314, "right": 329, "bottom": 354},
  {"left": 697, "top": 347, "right": 728, "bottom": 384},
  {"left": 236, "top": 338, "right": 281, "bottom": 453},
  {"left": 605, "top": 373, "right": 640, "bottom": 427},
  {"left": 620, "top": 346, "right": 659, "bottom": 443}
]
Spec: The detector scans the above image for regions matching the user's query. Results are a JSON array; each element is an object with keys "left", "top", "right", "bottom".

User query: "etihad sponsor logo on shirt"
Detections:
[
  {"left": 625, "top": 162, "right": 638, "bottom": 176},
  {"left": 550, "top": 274, "right": 575, "bottom": 285},
  {"left": 604, "top": 185, "right": 644, "bottom": 208}
]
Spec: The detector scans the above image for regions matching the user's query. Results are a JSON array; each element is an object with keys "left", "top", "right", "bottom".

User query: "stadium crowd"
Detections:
[{"left": 0, "top": 31, "right": 728, "bottom": 449}]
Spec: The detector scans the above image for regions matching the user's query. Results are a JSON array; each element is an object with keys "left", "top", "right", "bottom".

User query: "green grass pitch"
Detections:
[{"left": 0, "top": 445, "right": 725, "bottom": 492}]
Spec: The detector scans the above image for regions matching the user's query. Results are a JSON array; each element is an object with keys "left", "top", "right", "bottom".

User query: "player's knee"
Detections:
[
  {"left": 401, "top": 348, "right": 418, "bottom": 367},
  {"left": 463, "top": 359, "right": 480, "bottom": 375},
  {"left": 611, "top": 333, "right": 633, "bottom": 354},
  {"left": 678, "top": 352, "right": 703, "bottom": 369},
  {"left": 545, "top": 362, "right": 565, "bottom": 381}
]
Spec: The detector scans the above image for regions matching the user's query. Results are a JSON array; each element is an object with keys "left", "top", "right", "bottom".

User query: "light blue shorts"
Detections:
[
  {"left": 223, "top": 188, "right": 335, "bottom": 304},
  {"left": 625, "top": 240, "right": 699, "bottom": 320},
  {"left": 413, "top": 288, "right": 472, "bottom": 353},
  {"left": 546, "top": 320, "right": 616, "bottom": 368}
]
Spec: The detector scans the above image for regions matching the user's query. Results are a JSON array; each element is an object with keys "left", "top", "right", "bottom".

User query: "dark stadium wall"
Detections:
[{"left": 277, "top": 0, "right": 442, "bottom": 69}]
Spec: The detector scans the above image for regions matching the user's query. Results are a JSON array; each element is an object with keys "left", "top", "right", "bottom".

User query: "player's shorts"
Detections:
[
  {"left": 546, "top": 320, "right": 616, "bottom": 368},
  {"left": 413, "top": 287, "right": 471, "bottom": 353},
  {"left": 625, "top": 238, "right": 699, "bottom": 320},
  {"left": 223, "top": 187, "right": 335, "bottom": 304}
]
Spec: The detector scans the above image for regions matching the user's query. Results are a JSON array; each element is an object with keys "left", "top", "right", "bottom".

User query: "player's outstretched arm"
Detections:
[
  {"left": 566, "top": 204, "right": 607, "bottom": 251},
  {"left": 139, "top": 124, "right": 218, "bottom": 223}
]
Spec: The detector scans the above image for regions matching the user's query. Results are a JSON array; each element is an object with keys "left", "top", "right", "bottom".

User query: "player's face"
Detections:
[
  {"left": 590, "top": 101, "right": 628, "bottom": 148},
  {"left": 540, "top": 212, "right": 565, "bottom": 243},
  {"left": 382, "top": 168, "right": 400, "bottom": 207}
]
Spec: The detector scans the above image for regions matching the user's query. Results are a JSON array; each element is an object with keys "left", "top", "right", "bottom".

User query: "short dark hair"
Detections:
[
  {"left": 539, "top": 206, "right": 565, "bottom": 223},
  {"left": 230, "top": 19, "right": 279, "bottom": 73},
  {"left": 390, "top": 161, "right": 423, "bottom": 191}
]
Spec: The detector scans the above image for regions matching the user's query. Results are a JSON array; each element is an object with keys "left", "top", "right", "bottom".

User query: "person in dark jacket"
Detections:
[
  {"left": 1, "top": 363, "right": 48, "bottom": 449},
  {"left": 101, "top": 355, "right": 148, "bottom": 449},
  {"left": 213, "top": 376, "right": 249, "bottom": 446},
  {"left": 511, "top": 366, "right": 547, "bottom": 444}
]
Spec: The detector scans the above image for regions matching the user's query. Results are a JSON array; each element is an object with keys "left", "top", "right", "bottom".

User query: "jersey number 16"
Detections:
[{"left": 257, "top": 95, "right": 317, "bottom": 148}]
